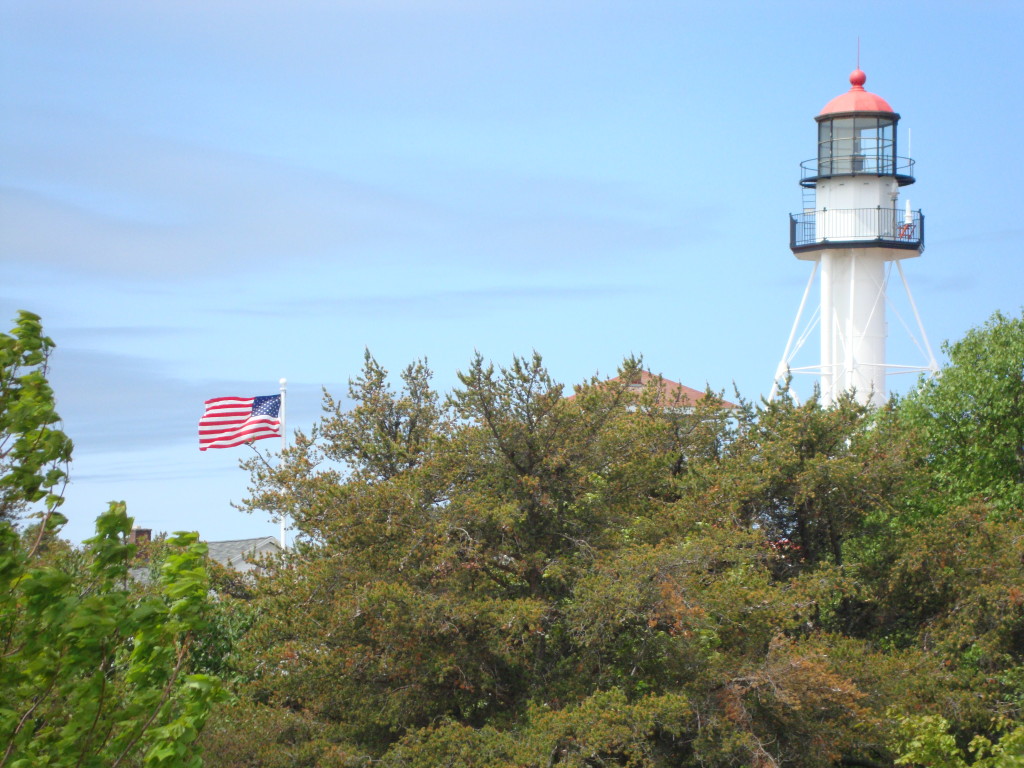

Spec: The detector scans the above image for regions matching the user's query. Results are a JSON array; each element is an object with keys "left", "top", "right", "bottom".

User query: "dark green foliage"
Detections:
[
  {"left": 210, "top": 313, "right": 1024, "bottom": 768},
  {"left": 715, "top": 387, "right": 915, "bottom": 569}
]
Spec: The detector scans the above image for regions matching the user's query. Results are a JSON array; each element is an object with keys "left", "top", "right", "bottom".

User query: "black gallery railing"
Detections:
[
  {"left": 800, "top": 155, "right": 916, "bottom": 184},
  {"left": 790, "top": 208, "right": 924, "bottom": 251}
]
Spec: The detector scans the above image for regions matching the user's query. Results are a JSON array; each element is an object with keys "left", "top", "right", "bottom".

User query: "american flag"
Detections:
[{"left": 198, "top": 395, "right": 282, "bottom": 451}]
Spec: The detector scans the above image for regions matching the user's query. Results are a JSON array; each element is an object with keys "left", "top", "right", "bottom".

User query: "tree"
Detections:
[
  {"left": 321, "top": 350, "right": 445, "bottom": 483},
  {"left": 0, "top": 312, "right": 226, "bottom": 767},
  {"left": 705, "top": 387, "right": 915, "bottom": 570},
  {"left": 891, "top": 714, "right": 1024, "bottom": 768},
  {"left": 1, "top": 507, "right": 227, "bottom": 767},
  {"left": 220, "top": 338, "right": 1024, "bottom": 767},
  {"left": 899, "top": 310, "right": 1024, "bottom": 513},
  {"left": 219, "top": 352, "right": 886, "bottom": 768},
  {"left": 239, "top": 351, "right": 447, "bottom": 547},
  {"left": 0, "top": 311, "right": 72, "bottom": 522}
]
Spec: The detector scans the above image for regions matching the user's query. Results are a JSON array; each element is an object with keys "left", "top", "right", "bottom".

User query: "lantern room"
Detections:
[{"left": 801, "top": 69, "right": 914, "bottom": 187}]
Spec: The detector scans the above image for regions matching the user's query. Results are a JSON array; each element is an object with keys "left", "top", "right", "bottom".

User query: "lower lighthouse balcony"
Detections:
[{"left": 789, "top": 207, "right": 924, "bottom": 255}]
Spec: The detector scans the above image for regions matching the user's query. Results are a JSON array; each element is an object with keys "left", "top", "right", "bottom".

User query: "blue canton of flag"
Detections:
[{"left": 251, "top": 395, "right": 281, "bottom": 419}]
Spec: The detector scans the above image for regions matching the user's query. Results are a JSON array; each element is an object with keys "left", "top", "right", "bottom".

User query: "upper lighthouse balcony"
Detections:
[{"left": 790, "top": 206, "right": 924, "bottom": 254}]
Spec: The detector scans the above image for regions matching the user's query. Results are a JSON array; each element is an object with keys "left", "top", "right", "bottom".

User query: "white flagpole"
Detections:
[{"left": 279, "top": 377, "right": 287, "bottom": 550}]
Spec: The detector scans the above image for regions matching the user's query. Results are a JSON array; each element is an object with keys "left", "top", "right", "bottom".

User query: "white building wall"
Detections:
[{"left": 816, "top": 177, "right": 900, "bottom": 242}]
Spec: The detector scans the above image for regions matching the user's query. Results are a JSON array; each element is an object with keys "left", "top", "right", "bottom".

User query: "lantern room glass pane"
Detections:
[
  {"left": 831, "top": 118, "right": 856, "bottom": 174},
  {"left": 818, "top": 121, "right": 832, "bottom": 174},
  {"left": 879, "top": 120, "right": 895, "bottom": 173},
  {"left": 854, "top": 117, "right": 878, "bottom": 171}
]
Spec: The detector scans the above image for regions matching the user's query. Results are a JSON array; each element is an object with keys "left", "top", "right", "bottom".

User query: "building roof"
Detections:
[
  {"left": 126, "top": 535, "right": 283, "bottom": 584},
  {"left": 571, "top": 369, "right": 737, "bottom": 410},
  {"left": 819, "top": 69, "right": 895, "bottom": 116},
  {"left": 612, "top": 370, "right": 737, "bottom": 409},
  {"left": 206, "top": 536, "right": 282, "bottom": 571}
]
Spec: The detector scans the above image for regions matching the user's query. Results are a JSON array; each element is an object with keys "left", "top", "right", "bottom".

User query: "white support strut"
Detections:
[{"left": 771, "top": 261, "right": 819, "bottom": 401}]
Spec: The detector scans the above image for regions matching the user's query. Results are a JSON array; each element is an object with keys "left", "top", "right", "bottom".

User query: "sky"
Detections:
[{"left": 2, "top": 0, "right": 1022, "bottom": 544}]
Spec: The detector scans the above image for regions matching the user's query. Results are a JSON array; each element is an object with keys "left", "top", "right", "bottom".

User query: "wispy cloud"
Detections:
[
  {"left": 0, "top": 127, "right": 443, "bottom": 278},
  {"left": 2, "top": 114, "right": 688, "bottom": 284}
]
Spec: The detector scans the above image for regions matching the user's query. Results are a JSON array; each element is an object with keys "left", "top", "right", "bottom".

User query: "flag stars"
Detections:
[{"left": 251, "top": 396, "right": 281, "bottom": 418}]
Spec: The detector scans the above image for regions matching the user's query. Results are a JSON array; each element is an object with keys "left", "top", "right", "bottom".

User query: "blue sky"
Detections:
[{"left": 3, "top": 1, "right": 1022, "bottom": 543}]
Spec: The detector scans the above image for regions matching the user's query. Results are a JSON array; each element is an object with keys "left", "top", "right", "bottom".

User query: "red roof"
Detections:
[
  {"left": 570, "top": 369, "right": 737, "bottom": 410},
  {"left": 819, "top": 69, "right": 894, "bottom": 115}
]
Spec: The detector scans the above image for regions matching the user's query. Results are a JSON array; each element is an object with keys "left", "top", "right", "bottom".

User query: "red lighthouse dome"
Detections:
[
  {"left": 820, "top": 69, "right": 895, "bottom": 115},
  {"left": 804, "top": 68, "right": 912, "bottom": 188}
]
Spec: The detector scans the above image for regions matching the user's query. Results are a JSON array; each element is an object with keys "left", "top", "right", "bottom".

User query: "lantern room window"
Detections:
[{"left": 817, "top": 115, "right": 896, "bottom": 177}]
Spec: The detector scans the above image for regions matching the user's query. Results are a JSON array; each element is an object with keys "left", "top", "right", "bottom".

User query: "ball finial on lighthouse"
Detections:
[{"left": 819, "top": 68, "right": 894, "bottom": 115}]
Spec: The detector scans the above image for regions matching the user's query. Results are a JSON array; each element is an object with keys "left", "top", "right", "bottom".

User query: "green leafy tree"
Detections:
[
  {"left": 1, "top": 507, "right": 227, "bottom": 767},
  {"left": 891, "top": 714, "right": 1024, "bottom": 768},
  {"left": 0, "top": 311, "right": 72, "bottom": 522},
  {"left": 0, "top": 312, "right": 226, "bottom": 767},
  {"left": 899, "top": 309, "right": 1024, "bottom": 513}
]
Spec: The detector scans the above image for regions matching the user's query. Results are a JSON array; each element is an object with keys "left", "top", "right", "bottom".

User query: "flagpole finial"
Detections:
[{"left": 279, "top": 378, "right": 287, "bottom": 387}]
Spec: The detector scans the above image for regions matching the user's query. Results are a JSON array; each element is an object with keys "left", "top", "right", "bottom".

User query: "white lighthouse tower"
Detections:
[{"left": 773, "top": 69, "right": 938, "bottom": 406}]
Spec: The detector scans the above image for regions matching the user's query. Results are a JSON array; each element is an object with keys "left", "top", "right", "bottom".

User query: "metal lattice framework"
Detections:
[{"left": 771, "top": 258, "right": 938, "bottom": 404}]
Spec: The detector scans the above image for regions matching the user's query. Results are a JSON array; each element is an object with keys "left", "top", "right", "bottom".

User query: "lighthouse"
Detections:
[{"left": 773, "top": 69, "right": 937, "bottom": 406}]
